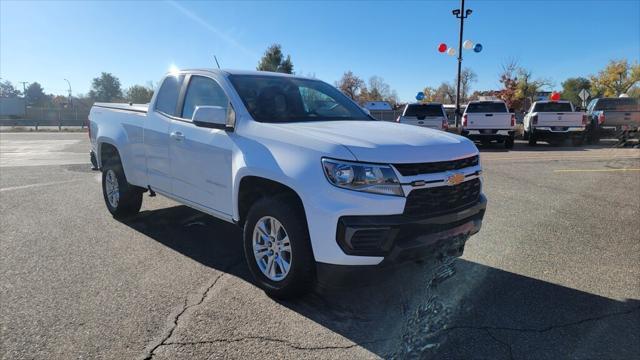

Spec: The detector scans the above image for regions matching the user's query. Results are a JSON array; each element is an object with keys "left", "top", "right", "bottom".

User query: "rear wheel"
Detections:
[
  {"left": 528, "top": 132, "right": 537, "bottom": 146},
  {"left": 571, "top": 134, "right": 585, "bottom": 146},
  {"left": 102, "top": 159, "right": 143, "bottom": 219},
  {"left": 243, "top": 194, "right": 315, "bottom": 299},
  {"left": 504, "top": 136, "right": 515, "bottom": 149}
]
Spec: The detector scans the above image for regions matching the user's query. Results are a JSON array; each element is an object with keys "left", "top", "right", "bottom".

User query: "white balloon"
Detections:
[
  {"left": 463, "top": 40, "right": 474, "bottom": 49},
  {"left": 447, "top": 47, "right": 456, "bottom": 56}
]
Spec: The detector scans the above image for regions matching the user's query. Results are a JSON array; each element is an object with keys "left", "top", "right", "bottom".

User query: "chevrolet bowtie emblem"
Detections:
[{"left": 446, "top": 173, "right": 465, "bottom": 186}]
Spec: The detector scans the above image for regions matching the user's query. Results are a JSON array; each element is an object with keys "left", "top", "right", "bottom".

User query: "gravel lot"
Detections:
[{"left": 1, "top": 132, "right": 639, "bottom": 359}]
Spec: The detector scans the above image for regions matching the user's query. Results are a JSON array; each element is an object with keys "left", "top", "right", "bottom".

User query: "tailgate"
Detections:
[
  {"left": 466, "top": 113, "right": 511, "bottom": 129},
  {"left": 537, "top": 112, "right": 582, "bottom": 127},
  {"left": 400, "top": 116, "right": 443, "bottom": 129},
  {"left": 602, "top": 111, "right": 640, "bottom": 128}
]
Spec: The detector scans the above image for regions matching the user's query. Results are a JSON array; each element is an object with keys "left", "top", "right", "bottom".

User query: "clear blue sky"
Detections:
[{"left": 1, "top": 0, "right": 639, "bottom": 102}]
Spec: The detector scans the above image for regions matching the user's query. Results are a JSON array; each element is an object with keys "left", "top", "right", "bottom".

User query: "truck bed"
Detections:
[{"left": 93, "top": 102, "right": 149, "bottom": 113}]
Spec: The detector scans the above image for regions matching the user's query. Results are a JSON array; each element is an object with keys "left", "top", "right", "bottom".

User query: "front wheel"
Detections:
[
  {"left": 102, "top": 161, "right": 143, "bottom": 219},
  {"left": 243, "top": 194, "right": 315, "bottom": 299}
]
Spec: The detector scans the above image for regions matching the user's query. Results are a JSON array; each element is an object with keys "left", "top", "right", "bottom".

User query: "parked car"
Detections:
[
  {"left": 461, "top": 100, "right": 515, "bottom": 148},
  {"left": 89, "top": 69, "right": 486, "bottom": 298},
  {"left": 584, "top": 97, "right": 640, "bottom": 144},
  {"left": 396, "top": 102, "right": 448, "bottom": 131},
  {"left": 523, "top": 100, "right": 586, "bottom": 146}
]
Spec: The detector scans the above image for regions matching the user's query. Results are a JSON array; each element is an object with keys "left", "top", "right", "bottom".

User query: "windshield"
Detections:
[
  {"left": 533, "top": 102, "right": 573, "bottom": 112},
  {"left": 594, "top": 98, "right": 640, "bottom": 111},
  {"left": 229, "top": 75, "right": 371, "bottom": 123},
  {"left": 466, "top": 102, "right": 508, "bottom": 113},
  {"left": 404, "top": 104, "right": 444, "bottom": 117}
]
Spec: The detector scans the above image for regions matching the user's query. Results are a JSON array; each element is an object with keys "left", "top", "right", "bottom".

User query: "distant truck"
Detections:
[
  {"left": 461, "top": 100, "right": 515, "bottom": 148},
  {"left": 396, "top": 103, "right": 448, "bottom": 131},
  {"left": 523, "top": 101, "right": 586, "bottom": 146},
  {"left": 584, "top": 97, "right": 640, "bottom": 144}
]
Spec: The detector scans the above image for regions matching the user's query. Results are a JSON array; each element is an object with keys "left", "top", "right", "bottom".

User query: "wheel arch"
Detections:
[{"left": 236, "top": 175, "right": 306, "bottom": 229}]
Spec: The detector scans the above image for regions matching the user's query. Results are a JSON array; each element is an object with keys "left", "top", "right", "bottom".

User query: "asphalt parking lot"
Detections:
[{"left": 1, "top": 132, "right": 639, "bottom": 360}]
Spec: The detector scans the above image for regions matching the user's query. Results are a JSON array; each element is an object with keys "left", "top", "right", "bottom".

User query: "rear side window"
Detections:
[
  {"left": 594, "top": 98, "right": 639, "bottom": 111},
  {"left": 466, "top": 102, "right": 508, "bottom": 113},
  {"left": 155, "top": 75, "right": 184, "bottom": 116},
  {"left": 404, "top": 104, "right": 444, "bottom": 117},
  {"left": 181, "top": 76, "right": 229, "bottom": 119},
  {"left": 533, "top": 102, "right": 573, "bottom": 112}
]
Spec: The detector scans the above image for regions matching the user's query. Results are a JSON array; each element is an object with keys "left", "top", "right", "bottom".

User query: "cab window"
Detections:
[
  {"left": 154, "top": 75, "right": 184, "bottom": 116},
  {"left": 181, "top": 76, "right": 229, "bottom": 119}
]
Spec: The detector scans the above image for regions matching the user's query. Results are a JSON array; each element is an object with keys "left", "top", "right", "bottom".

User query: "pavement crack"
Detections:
[
  {"left": 163, "top": 336, "right": 391, "bottom": 351},
  {"left": 141, "top": 259, "right": 244, "bottom": 360},
  {"left": 442, "top": 305, "right": 640, "bottom": 335},
  {"left": 485, "top": 328, "right": 514, "bottom": 360}
]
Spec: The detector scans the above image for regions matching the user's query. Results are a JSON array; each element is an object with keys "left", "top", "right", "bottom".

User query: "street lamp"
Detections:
[
  {"left": 453, "top": 0, "right": 471, "bottom": 129},
  {"left": 63, "top": 79, "right": 72, "bottom": 106}
]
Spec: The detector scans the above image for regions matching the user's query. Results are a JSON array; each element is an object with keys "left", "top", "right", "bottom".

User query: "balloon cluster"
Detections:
[
  {"left": 550, "top": 91, "right": 561, "bottom": 101},
  {"left": 438, "top": 40, "right": 483, "bottom": 56}
]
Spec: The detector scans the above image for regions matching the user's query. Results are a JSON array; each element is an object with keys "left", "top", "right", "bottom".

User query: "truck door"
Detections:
[
  {"left": 169, "top": 74, "right": 234, "bottom": 218},
  {"left": 144, "top": 74, "right": 185, "bottom": 194}
]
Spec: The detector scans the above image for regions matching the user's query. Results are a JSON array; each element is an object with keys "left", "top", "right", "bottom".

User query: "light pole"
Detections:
[
  {"left": 452, "top": 0, "right": 473, "bottom": 128},
  {"left": 64, "top": 79, "right": 72, "bottom": 105}
]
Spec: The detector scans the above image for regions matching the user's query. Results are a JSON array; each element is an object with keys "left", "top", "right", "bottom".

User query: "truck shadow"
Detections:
[
  {"left": 477, "top": 139, "right": 637, "bottom": 153},
  {"left": 121, "top": 205, "right": 640, "bottom": 359}
]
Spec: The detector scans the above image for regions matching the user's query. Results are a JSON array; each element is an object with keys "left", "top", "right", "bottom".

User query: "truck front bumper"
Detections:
[{"left": 316, "top": 194, "right": 486, "bottom": 281}]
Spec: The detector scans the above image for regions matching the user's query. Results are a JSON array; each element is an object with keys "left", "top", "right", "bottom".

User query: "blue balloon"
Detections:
[
  {"left": 416, "top": 92, "right": 425, "bottom": 101},
  {"left": 473, "top": 43, "right": 483, "bottom": 53}
]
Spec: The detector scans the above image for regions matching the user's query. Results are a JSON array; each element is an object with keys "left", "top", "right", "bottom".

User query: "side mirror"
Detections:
[
  {"left": 362, "top": 107, "right": 371, "bottom": 116},
  {"left": 192, "top": 105, "right": 234, "bottom": 130}
]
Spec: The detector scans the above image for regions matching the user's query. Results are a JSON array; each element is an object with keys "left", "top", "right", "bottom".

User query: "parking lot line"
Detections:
[
  {"left": 0, "top": 179, "right": 83, "bottom": 192},
  {"left": 483, "top": 155, "right": 640, "bottom": 162},
  {"left": 553, "top": 168, "right": 640, "bottom": 173}
]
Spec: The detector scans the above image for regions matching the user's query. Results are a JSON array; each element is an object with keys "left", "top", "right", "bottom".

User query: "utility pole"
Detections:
[
  {"left": 452, "top": 0, "right": 472, "bottom": 129},
  {"left": 64, "top": 79, "right": 72, "bottom": 106},
  {"left": 19, "top": 81, "right": 28, "bottom": 117}
]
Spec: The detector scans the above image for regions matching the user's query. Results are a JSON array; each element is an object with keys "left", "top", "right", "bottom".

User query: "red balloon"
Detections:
[
  {"left": 438, "top": 43, "right": 447, "bottom": 53},
  {"left": 550, "top": 92, "right": 561, "bottom": 101}
]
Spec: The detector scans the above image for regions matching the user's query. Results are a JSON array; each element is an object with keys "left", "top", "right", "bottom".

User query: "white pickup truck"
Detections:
[
  {"left": 523, "top": 100, "right": 586, "bottom": 146},
  {"left": 396, "top": 102, "right": 448, "bottom": 131},
  {"left": 461, "top": 100, "right": 516, "bottom": 149},
  {"left": 89, "top": 69, "right": 486, "bottom": 298}
]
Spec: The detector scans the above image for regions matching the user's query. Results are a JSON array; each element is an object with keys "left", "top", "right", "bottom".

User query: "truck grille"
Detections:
[
  {"left": 404, "top": 178, "right": 481, "bottom": 218},
  {"left": 393, "top": 155, "right": 479, "bottom": 176}
]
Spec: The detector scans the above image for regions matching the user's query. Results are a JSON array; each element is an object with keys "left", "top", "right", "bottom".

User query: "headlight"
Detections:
[{"left": 321, "top": 158, "right": 404, "bottom": 196}]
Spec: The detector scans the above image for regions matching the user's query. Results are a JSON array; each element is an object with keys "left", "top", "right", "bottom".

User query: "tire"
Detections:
[
  {"left": 588, "top": 126, "right": 600, "bottom": 145},
  {"left": 504, "top": 136, "right": 514, "bottom": 149},
  {"left": 243, "top": 194, "right": 315, "bottom": 299},
  {"left": 102, "top": 158, "right": 143, "bottom": 219},
  {"left": 571, "top": 134, "right": 584, "bottom": 146},
  {"left": 528, "top": 132, "right": 537, "bottom": 146}
]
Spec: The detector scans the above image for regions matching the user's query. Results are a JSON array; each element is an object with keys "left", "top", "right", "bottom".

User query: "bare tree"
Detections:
[
  {"left": 460, "top": 68, "right": 477, "bottom": 102},
  {"left": 335, "top": 71, "right": 365, "bottom": 100}
]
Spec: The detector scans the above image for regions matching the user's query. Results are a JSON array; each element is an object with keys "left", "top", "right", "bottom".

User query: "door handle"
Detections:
[{"left": 170, "top": 131, "right": 185, "bottom": 141}]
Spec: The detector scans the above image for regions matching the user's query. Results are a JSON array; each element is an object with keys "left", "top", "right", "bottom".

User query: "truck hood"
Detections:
[{"left": 275, "top": 121, "right": 478, "bottom": 163}]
